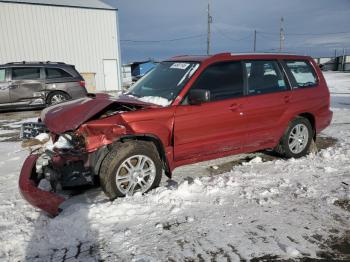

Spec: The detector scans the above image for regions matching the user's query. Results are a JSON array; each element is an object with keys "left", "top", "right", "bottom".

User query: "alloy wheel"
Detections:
[
  {"left": 288, "top": 123, "right": 309, "bottom": 154},
  {"left": 50, "top": 94, "right": 67, "bottom": 104},
  {"left": 115, "top": 155, "right": 156, "bottom": 196}
]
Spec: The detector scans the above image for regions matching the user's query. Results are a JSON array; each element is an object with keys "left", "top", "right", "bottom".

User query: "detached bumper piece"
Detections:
[
  {"left": 19, "top": 155, "right": 65, "bottom": 217},
  {"left": 21, "top": 122, "right": 49, "bottom": 139}
]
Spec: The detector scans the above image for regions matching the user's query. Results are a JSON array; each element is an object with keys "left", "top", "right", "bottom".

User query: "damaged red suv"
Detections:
[{"left": 19, "top": 53, "right": 332, "bottom": 216}]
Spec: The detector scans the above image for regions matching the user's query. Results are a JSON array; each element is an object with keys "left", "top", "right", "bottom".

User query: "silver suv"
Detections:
[{"left": 0, "top": 61, "right": 88, "bottom": 110}]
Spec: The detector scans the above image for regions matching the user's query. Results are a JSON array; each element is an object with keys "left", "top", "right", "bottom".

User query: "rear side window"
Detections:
[
  {"left": 0, "top": 69, "right": 5, "bottom": 81},
  {"left": 244, "top": 60, "right": 287, "bottom": 95},
  {"left": 190, "top": 61, "right": 244, "bottom": 101},
  {"left": 285, "top": 60, "right": 317, "bottom": 88},
  {"left": 12, "top": 67, "right": 41, "bottom": 80},
  {"left": 46, "top": 68, "right": 72, "bottom": 79}
]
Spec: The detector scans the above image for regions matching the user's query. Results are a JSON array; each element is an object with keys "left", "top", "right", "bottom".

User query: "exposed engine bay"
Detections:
[
  {"left": 19, "top": 93, "right": 164, "bottom": 216},
  {"left": 23, "top": 132, "right": 97, "bottom": 193},
  {"left": 21, "top": 95, "right": 150, "bottom": 194}
]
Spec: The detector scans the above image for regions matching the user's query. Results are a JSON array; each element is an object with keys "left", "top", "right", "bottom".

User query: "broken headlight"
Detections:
[{"left": 51, "top": 133, "right": 85, "bottom": 151}]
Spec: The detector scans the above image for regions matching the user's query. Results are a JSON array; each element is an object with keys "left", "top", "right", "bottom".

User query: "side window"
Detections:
[
  {"left": 46, "top": 68, "right": 72, "bottom": 79},
  {"left": 190, "top": 61, "right": 244, "bottom": 102},
  {"left": 12, "top": 67, "right": 41, "bottom": 80},
  {"left": 244, "top": 60, "right": 287, "bottom": 95},
  {"left": 285, "top": 60, "right": 317, "bottom": 88},
  {"left": 0, "top": 69, "right": 5, "bottom": 82}
]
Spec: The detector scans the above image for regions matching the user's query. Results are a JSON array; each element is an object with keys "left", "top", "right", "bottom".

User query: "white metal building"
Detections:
[{"left": 0, "top": 0, "right": 122, "bottom": 92}]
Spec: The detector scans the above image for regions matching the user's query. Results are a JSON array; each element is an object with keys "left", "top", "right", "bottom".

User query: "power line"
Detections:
[
  {"left": 120, "top": 34, "right": 205, "bottom": 43},
  {"left": 257, "top": 33, "right": 279, "bottom": 41},
  {"left": 260, "top": 31, "right": 350, "bottom": 36},
  {"left": 212, "top": 24, "right": 252, "bottom": 42}
]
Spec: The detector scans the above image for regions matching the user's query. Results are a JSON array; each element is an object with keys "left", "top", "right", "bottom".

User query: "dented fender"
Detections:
[{"left": 77, "top": 116, "right": 127, "bottom": 152}]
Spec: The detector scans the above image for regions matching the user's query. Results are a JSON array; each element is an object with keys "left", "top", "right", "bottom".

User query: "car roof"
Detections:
[{"left": 167, "top": 52, "right": 313, "bottom": 63}]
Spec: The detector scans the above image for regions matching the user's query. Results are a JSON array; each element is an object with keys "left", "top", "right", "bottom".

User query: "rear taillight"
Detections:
[{"left": 79, "top": 80, "right": 86, "bottom": 88}]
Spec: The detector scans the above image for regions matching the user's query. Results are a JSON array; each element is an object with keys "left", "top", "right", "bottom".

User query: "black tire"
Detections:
[
  {"left": 46, "top": 91, "right": 70, "bottom": 105},
  {"left": 274, "top": 117, "right": 313, "bottom": 158},
  {"left": 99, "top": 141, "right": 162, "bottom": 200}
]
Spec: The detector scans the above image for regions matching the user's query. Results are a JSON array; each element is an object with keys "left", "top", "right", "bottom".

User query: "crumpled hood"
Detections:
[{"left": 41, "top": 93, "right": 158, "bottom": 134}]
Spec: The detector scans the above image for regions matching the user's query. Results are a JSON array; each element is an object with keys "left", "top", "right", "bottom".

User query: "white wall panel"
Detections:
[{"left": 0, "top": 2, "right": 121, "bottom": 91}]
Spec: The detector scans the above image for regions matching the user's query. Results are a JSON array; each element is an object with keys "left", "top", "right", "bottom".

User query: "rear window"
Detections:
[
  {"left": 285, "top": 60, "right": 318, "bottom": 88},
  {"left": 12, "top": 67, "right": 41, "bottom": 80},
  {"left": 0, "top": 69, "right": 5, "bottom": 81},
  {"left": 46, "top": 68, "right": 72, "bottom": 79},
  {"left": 244, "top": 60, "right": 287, "bottom": 95}
]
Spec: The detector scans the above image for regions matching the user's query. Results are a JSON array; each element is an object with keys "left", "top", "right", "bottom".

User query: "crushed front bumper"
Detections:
[{"left": 19, "top": 154, "right": 65, "bottom": 217}]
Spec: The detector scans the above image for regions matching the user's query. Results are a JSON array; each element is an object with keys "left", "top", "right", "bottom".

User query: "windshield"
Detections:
[{"left": 126, "top": 61, "right": 200, "bottom": 106}]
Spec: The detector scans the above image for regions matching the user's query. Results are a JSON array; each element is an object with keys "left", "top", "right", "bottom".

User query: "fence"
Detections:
[{"left": 314, "top": 56, "right": 350, "bottom": 71}]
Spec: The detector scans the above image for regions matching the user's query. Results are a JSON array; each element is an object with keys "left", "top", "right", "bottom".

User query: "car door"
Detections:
[
  {"left": 0, "top": 68, "right": 11, "bottom": 104},
  {"left": 242, "top": 60, "right": 292, "bottom": 151},
  {"left": 174, "top": 61, "right": 247, "bottom": 162},
  {"left": 9, "top": 67, "right": 44, "bottom": 104}
]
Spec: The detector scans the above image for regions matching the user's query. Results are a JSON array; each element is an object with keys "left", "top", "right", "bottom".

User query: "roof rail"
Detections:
[
  {"left": 209, "top": 52, "right": 232, "bottom": 58},
  {"left": 46, "top": 61, "right": 66, "bottom": 64},
  {"left": 5, "top": 61, "right": 67, "bottom": 65},
  {"left": 170, "top": 55, "right": 190, "bottom": 58}
]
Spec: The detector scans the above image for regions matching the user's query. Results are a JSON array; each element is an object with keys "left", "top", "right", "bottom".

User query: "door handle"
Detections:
[
  {"left": 9, "top": 84, "right": 19, "bottom": 89},
  {"left": 283, "top": 95, "right": 291, "bottom": 103},
  {"left": 229, "top": 103, "right": 242, "bottom": 111}
]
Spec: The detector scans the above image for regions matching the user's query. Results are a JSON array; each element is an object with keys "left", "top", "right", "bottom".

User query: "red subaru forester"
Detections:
[{"left": 19, "top": 53, "right": 333, "bottom": 216}]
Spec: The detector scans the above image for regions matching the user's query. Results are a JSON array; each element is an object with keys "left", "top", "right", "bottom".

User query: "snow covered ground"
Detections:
[{"left": 0, "top": 72, "right": 349, "bottom": 261}]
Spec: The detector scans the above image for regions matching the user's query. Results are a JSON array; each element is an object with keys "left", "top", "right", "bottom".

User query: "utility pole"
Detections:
[
  {"left": 207, "top": 1, "right": 212, "bottom": 55},
  {"left": 342, "top": 48, "right": 346, "bottom": 71},
  {"left": 253, "top": 30, "right": 257, "bottom": 52},
  {"left": 334, "top": 49, "right": 338, "bottom": 71},
  {"left": 279, "top": 17, "right": 285, "bottom": 52}
]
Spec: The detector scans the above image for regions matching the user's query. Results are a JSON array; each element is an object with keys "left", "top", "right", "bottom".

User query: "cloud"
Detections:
[{"left": 104, "top": 0, "right": 350, "bottom": 62}]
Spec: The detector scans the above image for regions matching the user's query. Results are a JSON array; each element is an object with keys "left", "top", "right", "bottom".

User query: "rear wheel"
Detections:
[
  {"left": 47, "top": 91, "right": 70, "bottom": 105},
  {"left": 275, "top": 117, "right": 313, "bottom": 158},
  {"left": 100, "top": 141, "right": 162, "bottom": 200}
]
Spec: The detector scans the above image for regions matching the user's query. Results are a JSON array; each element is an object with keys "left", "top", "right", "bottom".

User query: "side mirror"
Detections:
[{"left": 188, "top": 89, "right": 210, "bottom": 105}]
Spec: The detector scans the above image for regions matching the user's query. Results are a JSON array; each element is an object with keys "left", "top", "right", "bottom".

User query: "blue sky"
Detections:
[{"left": 104, "top": 0, "right": 350, "bottom": 63}]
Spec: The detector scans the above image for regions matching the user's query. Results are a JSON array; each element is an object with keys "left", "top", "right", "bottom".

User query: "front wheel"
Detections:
[
  {"left": 275, "top": 117, "right": 313, "bottom": 158},
  {"left": 99, "top": 141, "right": 162, "bottom": 200}
]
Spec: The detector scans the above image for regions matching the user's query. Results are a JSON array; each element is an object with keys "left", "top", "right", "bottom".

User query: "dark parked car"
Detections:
[
  {"left": 19, "top": 53, "right": 332, "bottom": 216},
  {"left": 0, "top": 61, "right": 87, "bottom": 110}
]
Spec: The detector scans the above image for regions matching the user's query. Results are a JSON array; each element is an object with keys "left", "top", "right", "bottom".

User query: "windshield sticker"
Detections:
[
  {"left": 170, "top": 63, "right": 190, "bottom": 70},
  {"left": 188, "top": 63, "right": 200, "bottom": 77},
  {"left": 176, "top": 64, "right": 200, "bottom": 86}
]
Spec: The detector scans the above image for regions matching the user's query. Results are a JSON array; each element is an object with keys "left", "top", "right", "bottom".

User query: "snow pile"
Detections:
[
  {"left": 4, "top": 117, "right": 38, "bottom": 128},
  {"left": 137, "top": 96, "right": 171, "bottom": 107},
  {"left": 292, "top": 72, "right": 316, "bottom": 84},
  {"left": 51, "top": 135, "right": 73, "bottom": 149},
  {"left": 324, "top": 71, "right": 350, "bottom": 94},
  {"left": 0, "top": 129, "right": 15, "bottom": 135},
  {"left": 0, "top": 72, "right": 349, "bottom": 261},
  {"left": 34, "top": 133, "right": 50, "bottom": 143},
  {"left": 124, "top": 93, "right": 171, "bottom": 107}
]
